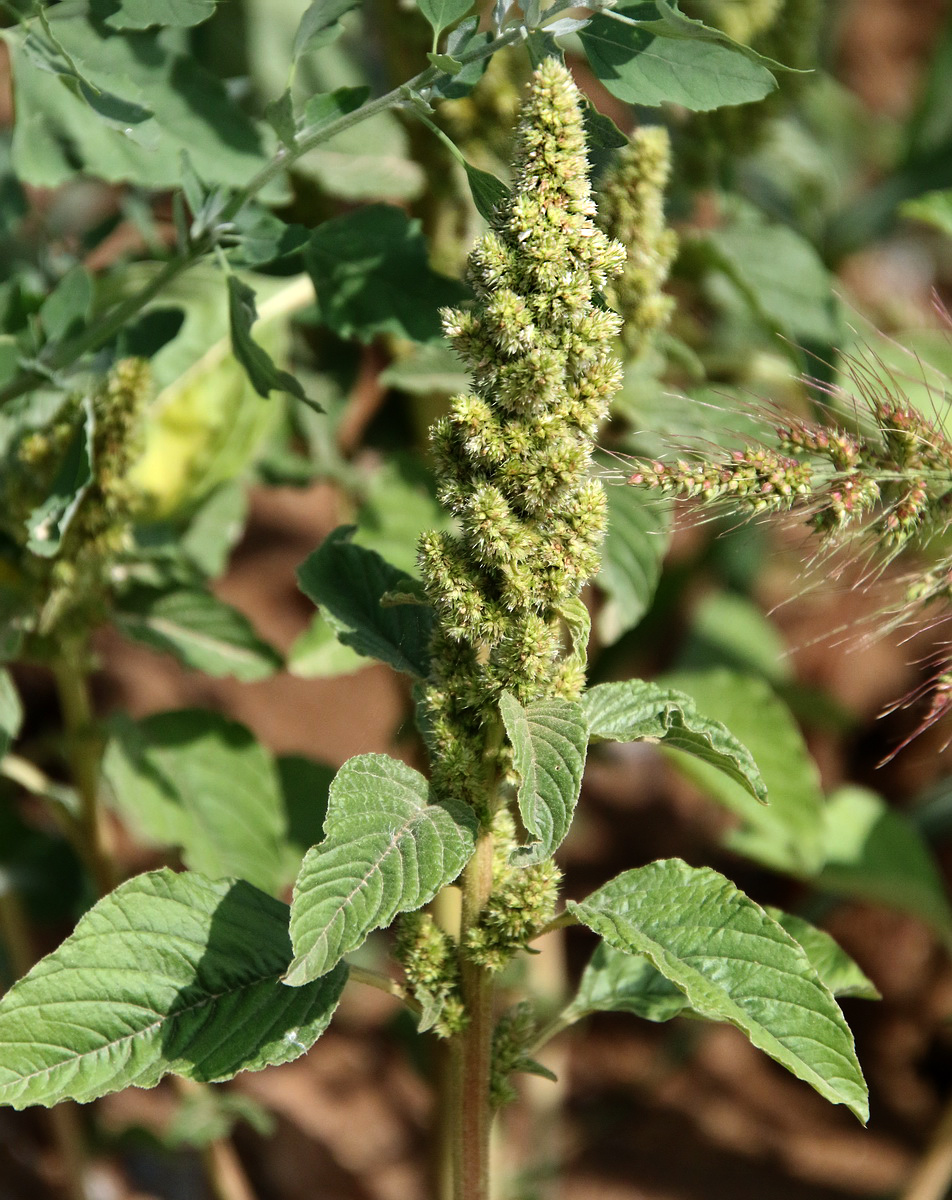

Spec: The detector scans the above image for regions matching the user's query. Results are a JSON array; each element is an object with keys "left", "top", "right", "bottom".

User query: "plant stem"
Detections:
[
  {"left": 902, "top": 1094, "right": 952, "bottom": 1200},
  {"left": 451, "top": 826, "right": 496, "bottom": 1200},
  {"left": 51, "top": 646, "right": 114, "bottom": 898}
]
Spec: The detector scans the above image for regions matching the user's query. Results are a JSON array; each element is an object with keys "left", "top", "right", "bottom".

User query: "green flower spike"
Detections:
[
  {"left": 597, "top": 126, "right": 677, "bottom": 359},
  {"left": 419, "top": 58, "right": 625, "bottom": 818}
]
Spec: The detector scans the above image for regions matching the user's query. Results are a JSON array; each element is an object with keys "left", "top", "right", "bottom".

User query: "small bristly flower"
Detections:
[
  {"left": 419, "top": 58, "right": 625, "bottom": 818},
  {"left": 628, "top": 355, "right": 952, "bottom": 747}
]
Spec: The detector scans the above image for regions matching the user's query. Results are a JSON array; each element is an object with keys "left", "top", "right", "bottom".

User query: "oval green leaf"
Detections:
[
  {"left": 569, "top": 859, "right": 869, "bottom": 1122},
  {"left": 0, "top": 869, "right": 347, "bottom": 1109},
  {"left": 285, "top": 754, "right": 476, "bottom": 985}
]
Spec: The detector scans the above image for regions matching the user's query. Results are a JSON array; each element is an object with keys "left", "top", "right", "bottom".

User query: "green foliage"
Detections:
[
  {"left": 5, "top": 1, "right": 936, "bottom": 1186},
  {"left": 579, "top": 3, "right": 778, "bottom": 111},
  {"left": 286, "top": 754, "right": 477, "bottom": 984},
  {"left": 0, "top": 870, "right": 346, "bottom": 1108},
  {"left": 305, "top": 206, "right": 469, "bottom": 343},
  {"left": 582, "top": 677, "right": 768, "bottom": 803},
  {"left": 499, "top": 692, "right": 588, "bottom": 866},
  {"left": 295, "top": 526, "right": 435, "bottom": 678},
  {"left": 569, "top": 860, "right": 868, "bottom": 1121},
  {"left": 102, "top": 711, "right": 289, "bottom": 894}
]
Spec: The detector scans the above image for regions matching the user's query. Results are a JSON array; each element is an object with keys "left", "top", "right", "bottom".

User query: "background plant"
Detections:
[{"left": 1, "top": 3, "right": 952, "bottom": 1200}]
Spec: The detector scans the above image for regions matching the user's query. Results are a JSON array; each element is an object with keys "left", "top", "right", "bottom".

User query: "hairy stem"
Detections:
[
  {"left": 51, "top": 646, "right": 114, "bottom": 898},
  {"left": 451, "top": 827, "right": 496, "bottom": 1200}
]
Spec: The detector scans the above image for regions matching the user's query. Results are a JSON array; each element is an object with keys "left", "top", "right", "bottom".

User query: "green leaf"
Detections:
[
  {"left": 583, "top": 678, "right": 767, "bottom": 804},
  {"left": 39, "top": 265, "right": 93, "bottom": 343},
  {"left": 579, "top": 3, "right": 777, "bottom": 112},
  {"left": 285, "top": 754, "right": 477, "bottom": 984},
  {"left": 292, "top": 0, "right": 361, "bottom": 60},
  {"left": 569, "top": 860, "right": 868, "bottom": 1122},
  {"left": 698, "top": 221, "right": 841, "bottom": 343},
  {"left": 428, "top": 18, "right": 492, "bottom": 100},
  {"left": 114, "top": 588, "right": 282, "bottom": 682},
  {"left": 26, "top": 398, "right": 94, "bottom": 558},
  {"left": 304, "top": 204, "right": 469, "bottom": 344},
  {"left": 226, "top": 276, "right": 311, "bottom": 406},
  {"left": 417, "top": 0, "right": 473, "bottom": 41},
  {"left": 102, "top": 711, "right": 287, "bottom": 895},
  {"left": 569, "top": 940, "right": 695, "bottom": 1023},
  {"left": 264, "top": 88, "right": 297, "bottom": 148},
  {"left": 287, "top": 616, "right": 370, "bottom": 678},
  {"left": 595, "top": 477, "right": 671, "bottom": 642},
  {"left": 500, "top": 692, "right": 588, "bottom": 867},
  {"left": 463, "top": 162, "right": 510, "bottom": 222},
  {"left": 816, "top": 787, "right": 952, "bottom": 939},
  {"left": 767, "top": 909, "right": 880, "bottom": 1001},
  {"left": 0, "top": 669, "right": 22, "bottom": 761},
  {"left": 661, "top": 670, "right": 826, "bottom": 875},
  {"left": 569, "top": 907, "right": 879, "bottom": 1025},
  {"left": 296, "top": 526, "right": 435, "bottom": 678},
  {"left": 95, "top": 0, "right": 220, "bottom": 29},
  {"left": 582, "top": 101, "right": 629, "bottom": 150},
  {"left": 676, "top": 590, "right": 791, "bottom": 686},
  {"left": 8, "top": 15, "right": 272, "bottom": 190},
  {"left": 300, "top": 85, "right": 370, "bottom": 137},
  {"left": 277, "top": 755, "right": 334, "bottom": 880},
  {"left": 0, "top": 869, "right": 347, "bottom": 1108}
]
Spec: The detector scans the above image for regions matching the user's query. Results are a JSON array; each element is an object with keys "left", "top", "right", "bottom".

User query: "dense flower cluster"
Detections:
[
  {"left": 419, "top": 58, "right": 625, "bottom": 817},
  {"left": 597, "top": 126, "right": 677, "bottom": 359}
]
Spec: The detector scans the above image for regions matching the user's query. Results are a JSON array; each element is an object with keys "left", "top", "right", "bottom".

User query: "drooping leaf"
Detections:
[
  {"left": 569, "top": 860, "right": 868, "bottom": 1122},
  {"left": 583, "top": 678, "right": 767, "bottom": 804},
  {"left": 102, "top": 711, "right": 287, "bottom": 895},
  {"left": 285, "top": 754, "right": 477, "bottom": 984},
  {"left": 304, "top": 204, "right": 469, "bottom": 344},
  {"left": 226, "top": 276, "right": 311, "bottom": 406},
  {"left": 579, "top": 3, "right": 777, "bottom": 112},
  {"left": 94, "top": 0, "right": 220, "bottom": 29},
  {"left": 416, "top": 0, "right": 473, "bottom": 41},
  {"left": 0, "top": 670, "right": 22, "bottom": 761},
  {"left": 816, "top": 787, "right": 952, "bottom": 939},
  {"left": 292, "top": 0, "right": 361, "bottom": 60},
  {"left": 114, "top": 588, "right": 282, "bottom": 682},
  {"left": 595, "top": 476, "right": 671, "bottom": 642},
  {"left": 25, "top": 398, "right": 94, "bottom": 558},
  {"left": 500, "top": 692, "right": 588, "bottom": 867},
  {"left": 0, "top": 869, "right": 347, "bottom": 1108},
  {"left": 661, "top": 670, "right": 825, "bottom": 875},
  {"left": 295, "top": 526, "right": 435, "bottom": 678}
]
